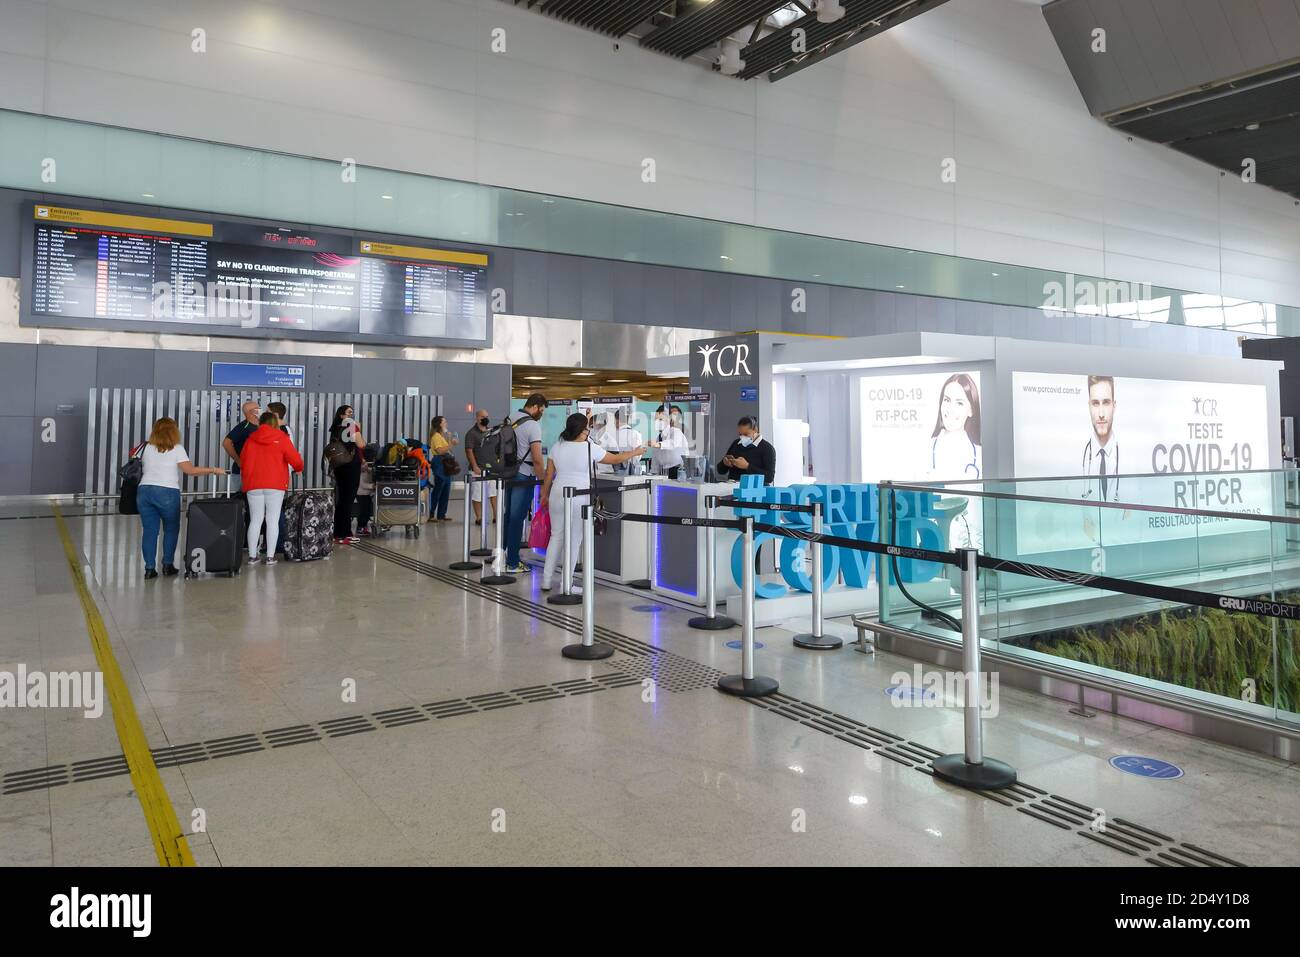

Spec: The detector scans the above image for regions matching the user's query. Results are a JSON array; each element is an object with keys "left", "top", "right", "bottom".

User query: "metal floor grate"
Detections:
[
  {"left": 355, "top": 540, "right": 721, "bottom": 689},
  {"left": 743, "top": 691, "right": 1247, "bottom": 868},
  {"left": 1, "top": 672, "right": 641, "bottom": 796},
  {"left": 602, "top": 654, "right": 725, "bottom": 693}
]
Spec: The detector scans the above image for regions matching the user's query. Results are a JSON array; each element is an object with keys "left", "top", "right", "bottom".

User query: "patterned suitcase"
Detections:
[{"left": 283, "top": 489, "right": 333, "bottom": 561}]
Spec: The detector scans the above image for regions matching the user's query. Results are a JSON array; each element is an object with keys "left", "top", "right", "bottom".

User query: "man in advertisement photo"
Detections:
[{"left": 1082, "top": 374, "right": 1121, "bottom": 503}]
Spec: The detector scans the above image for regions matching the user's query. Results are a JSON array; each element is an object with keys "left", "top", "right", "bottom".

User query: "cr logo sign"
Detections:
[{"left": 697, "top": 342, "right": 751, "bottom": 378}]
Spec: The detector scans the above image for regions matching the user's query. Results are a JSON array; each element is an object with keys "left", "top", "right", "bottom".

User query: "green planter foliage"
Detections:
[{"left": 1023, "top": 601, "right": 1300, "bottom": 712}]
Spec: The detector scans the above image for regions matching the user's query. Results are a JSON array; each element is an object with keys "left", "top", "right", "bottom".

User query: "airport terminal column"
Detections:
[
  {"left": 688, "top": 494, "right": 736, "bottom": 630},
  {"left": 480, "top": 477, "right": 515, "bottom": 586},
  {"left": 793, "top": 501, "right": 841, "bottom": 650},
  {"left": 548, "top": 485, "right": 582, "bottom": 606},
  {"left": 932, "top": 548, "right": 1016, "bottom": 790},
  {"left": 449, "top": 474, "right": 480, "bottom": 571},
  {"left": 561, "top": 503, "right": 614, "bottom": 660},
  {"left": 717, "top": 516, "right": 778, "bottom": 698}
]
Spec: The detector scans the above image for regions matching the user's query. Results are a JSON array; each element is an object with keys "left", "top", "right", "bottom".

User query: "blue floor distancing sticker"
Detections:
[
  {"left": 631, "top": 605, "right": 666, "bottom": 613},
  {"left": 725, "top": 639, "right": 764, "bottom": 650},
  {"left": 1109, "top": 755, "right": 1184, "bottom": 779},
  {"left": 885, "top": 684, "right": 937, "bottom": 702}
]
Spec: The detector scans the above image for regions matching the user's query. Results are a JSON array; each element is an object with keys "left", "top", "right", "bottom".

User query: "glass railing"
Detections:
[
  {"left": 877, "top": 472, "right": 1300, "bottom": 730},
  {"left": 2, "top": 107, "right": 1298, "bottom": 336}
]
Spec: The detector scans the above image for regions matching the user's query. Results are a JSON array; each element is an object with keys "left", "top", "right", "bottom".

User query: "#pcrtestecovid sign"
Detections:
[{"left": 1011, "top": 372, "right": 1271, "bottom": 554}]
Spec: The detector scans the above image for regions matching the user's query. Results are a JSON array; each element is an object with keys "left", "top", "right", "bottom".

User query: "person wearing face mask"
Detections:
[
  {"left": 717, "top": 416, "right": 775, "bottom": 485},
  {"left": 651, "top": 404, "right": 689, "bottom": 479},
  {"left": 595, "top": 407, "right": 644, "bottom": 474},
  {"left": 463, "top": 408, "right": 498, "bottom": 525}
]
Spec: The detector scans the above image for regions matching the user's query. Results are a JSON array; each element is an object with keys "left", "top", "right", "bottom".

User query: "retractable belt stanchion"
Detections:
[
  {"left": 688, "top": 494, "right": 737, "bottom": 631},
  {"left": 793, "top": 500, "right": 841, "bottom": 650},
  {"left": 471, "top": 474, "right": 492, "bottom": 558},
  {"left": 547, "top": 485, "right": 583, "bottom": 606},
  {"left": 448, "top": 474, "right": 481, "bottom": 571},
  {"left": 717, "top": 516, "right": 779, "bottom": 697},
  {"left": 932, "top": 547, "right": 1016, "bottom": 790},
  {"left": 479, "top": 477, "right": 516, "bottom": 586},
  {"left": 562, "top": 502, "right": 614, "bottom": 660},
  {"left": 624, "top": 480, "right": 654, "bottom": 590}
]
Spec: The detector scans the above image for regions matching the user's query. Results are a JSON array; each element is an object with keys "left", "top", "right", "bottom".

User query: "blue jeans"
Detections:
[
  {"left": 138, "top": 484, "right": 181, "bottom": 571},
  {"left": 504, "top": 481, "right": 533, "bottom": 566},
  {"left": 430, "top": 458, "right": 451, "bottom": 519}
]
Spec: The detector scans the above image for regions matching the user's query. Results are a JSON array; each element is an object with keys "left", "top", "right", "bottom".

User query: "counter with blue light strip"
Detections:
[{"left": 650, "top": 480, "right": 741, "bottom": 607}]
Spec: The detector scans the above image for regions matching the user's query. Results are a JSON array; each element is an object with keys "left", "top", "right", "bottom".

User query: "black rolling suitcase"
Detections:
[{"left": 183, "top": 475, "right": 245, "bottom": 578}]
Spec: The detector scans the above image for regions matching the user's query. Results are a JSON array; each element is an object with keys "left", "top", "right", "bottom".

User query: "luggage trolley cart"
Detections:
[{"left": 374, "top": 464, "right": 424, "bottom": 538}]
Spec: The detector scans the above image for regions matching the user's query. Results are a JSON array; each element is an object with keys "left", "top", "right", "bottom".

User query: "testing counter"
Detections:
[{"left": 649, "top": 479, "right": 741, "bottom": 607}]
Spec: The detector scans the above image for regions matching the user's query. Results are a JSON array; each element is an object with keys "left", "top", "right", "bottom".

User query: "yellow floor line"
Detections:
[{"left": 52, "top": 504, "right": 195, "bottom": 867}]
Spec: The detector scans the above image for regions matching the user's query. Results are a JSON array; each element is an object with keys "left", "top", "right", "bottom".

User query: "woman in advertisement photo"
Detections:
[
  {"left": 928, "top": 372, "right": 983, "bottom": 551},
  {"left": 929, "top": 373, "right": 983, "bottom": 480}
]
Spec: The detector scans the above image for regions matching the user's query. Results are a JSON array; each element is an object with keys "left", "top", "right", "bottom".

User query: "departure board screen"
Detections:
[{"left": 23, "top": 204, "right": 490, "bottom": 346}]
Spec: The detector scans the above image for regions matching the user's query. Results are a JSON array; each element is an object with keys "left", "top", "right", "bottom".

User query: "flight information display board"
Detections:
[{"left": 22, "top": 204, "right": 490, "bottom": 347}]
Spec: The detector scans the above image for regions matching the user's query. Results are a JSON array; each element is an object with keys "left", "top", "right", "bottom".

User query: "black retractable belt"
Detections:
[{"left": 979, "top": 554, "right": 1300, "bottom": 621}]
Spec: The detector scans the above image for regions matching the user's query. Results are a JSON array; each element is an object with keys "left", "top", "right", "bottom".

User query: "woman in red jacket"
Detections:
[{"left": 239, "top": 411, "right": 305, "bottom": 566}]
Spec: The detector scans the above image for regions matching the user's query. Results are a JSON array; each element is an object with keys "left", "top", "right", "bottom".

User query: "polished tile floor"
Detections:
[{"left": 1, "top": 501, "right": 1297, "bottom": 867}]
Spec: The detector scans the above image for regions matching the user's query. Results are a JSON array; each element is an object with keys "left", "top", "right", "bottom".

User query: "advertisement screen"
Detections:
[
  {"left": 23, "top": 204, "right": 489, "bottom": 347},
  {"left": 859, "top": 370, "right": 985, "bottom": 484},
  {"left": 859, "top": 370, "right": 984, "bottom": 549},
  {"left": 1011, "top": 371, "right": 1271, "bottom": 554}
]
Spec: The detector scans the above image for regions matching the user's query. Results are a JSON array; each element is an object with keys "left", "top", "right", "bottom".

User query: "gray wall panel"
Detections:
[
  {"left": 643, "top": 265, "right": 676, "bottom": 328},
  {"left": 750, "top": 278, "right": 782, "bottom": 332},
  {"left": 673, "top": 269, "right": 705, "bottom": 329},
  {"left": 0, "top": 416, "right": 34, "bottom": 495},
  {"left": 393, "top": 359, "right": 438, "bottom": 398},
  {"left": 729, "top": 275, "right": 757, "bottom": 332},
  {"left": 433, "top": 361, "right": 475, "bottom": 412},
  {"left": 303, "top": 357, "right": 353, "bottom": 392},
  {"left": 473, "top": 364, "right": 511, "bottom": 421},
  {"left": 31, "top": 414, "right": 84, "bottom": 494},
  {"left": 546, "top": 255, "right": 582, "bottom": 321},
  {"left": 36, "top": 344, "right": 97, "bottom": 414},
  {"left": 352, "top": 357, "right": 397, "bottom": 394},
  {"left": 510, "top": 250, "right": 550, "bottom": 317},
  {"left": 0, "top": 342, "right": 37, "bottom": 416},
  {"left": 579, "top": 256, "right": 614, "bottom": 323},
  {"left": 610, "top": 260, "right": 643, "bottom": 324},
  {"left": 700, "top": 271, "right": 731, "bottom": 333},
  {"left": 96, "top": 348, "right": 155, "bottom": 388},
  {"left": 154, "top": 351, "right": 208, "bottom": 389}
]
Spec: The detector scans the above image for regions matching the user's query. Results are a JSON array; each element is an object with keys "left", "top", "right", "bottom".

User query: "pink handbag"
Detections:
[{"left": 527, "top": 505, "right": 551, "bottom": 549}]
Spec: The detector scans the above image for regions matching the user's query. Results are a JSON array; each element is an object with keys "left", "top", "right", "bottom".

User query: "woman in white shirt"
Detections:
[
  {"left": 136, "top": 417, "right": 225, "bottom": 579},
  {"left": 539, "top": 412, "right": 646, "bottom": 593}
]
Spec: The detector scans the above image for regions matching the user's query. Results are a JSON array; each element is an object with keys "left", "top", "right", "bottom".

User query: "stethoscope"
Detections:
[
  {"left": 932, "top": 434, "right": 980, "bottom": 479},
  {"left": 1081, "top": 439, "right": 1120, "bottom": 500}
]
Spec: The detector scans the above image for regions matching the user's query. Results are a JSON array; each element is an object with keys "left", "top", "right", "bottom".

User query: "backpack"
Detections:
[
  {"left": 381, "top": 441, "right": 409, "bottom": 466},
  {"left": 478, "top": 415, "right": 524, "bottom": 480}
]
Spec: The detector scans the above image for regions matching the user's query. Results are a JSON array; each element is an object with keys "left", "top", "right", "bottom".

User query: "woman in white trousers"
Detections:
[{"left": 540, "top": 412, "right": 646, "bottom": 592}]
